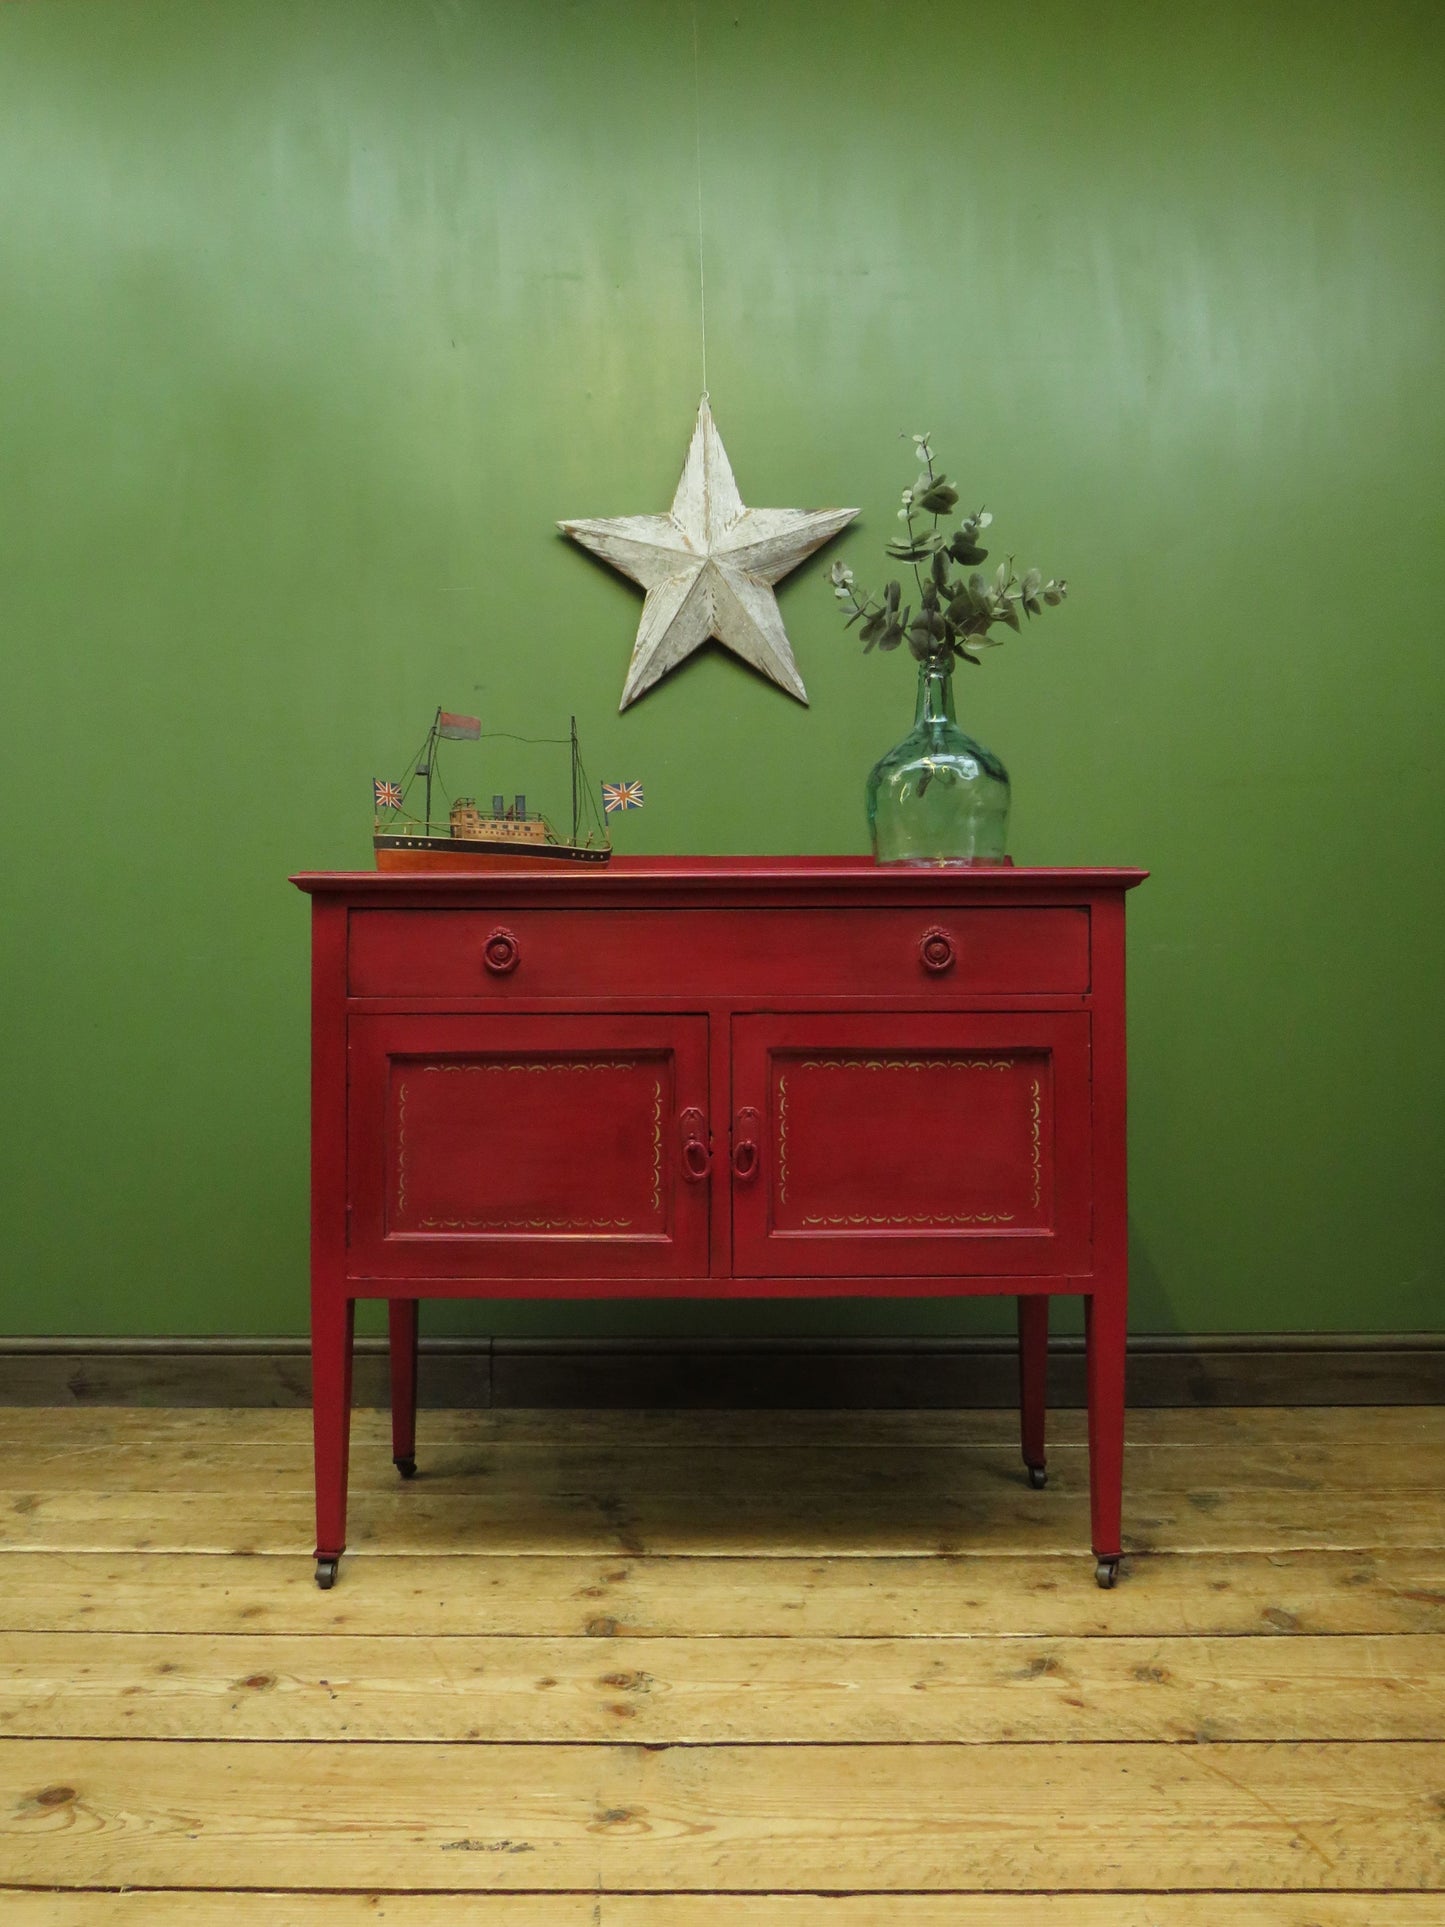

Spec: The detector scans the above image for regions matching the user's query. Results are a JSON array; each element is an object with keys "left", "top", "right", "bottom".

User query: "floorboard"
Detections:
[
  {"left": 4, "top": 1548, "right": 1441, "bottom": 1637},
  {"left": 3, "top": 1899, "right": 1444, "bottom": 1925},
  {"left": 2, "top": 1630, "right": 1442, "bottom": 1742},
  {"left": 0, "top": 1403, "right": 1440, "bottom": 1913}
]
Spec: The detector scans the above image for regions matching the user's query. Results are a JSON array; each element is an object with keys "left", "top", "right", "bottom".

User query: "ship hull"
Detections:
[{"left": 374, "top": 832, "right": 611, "bottom": 873}]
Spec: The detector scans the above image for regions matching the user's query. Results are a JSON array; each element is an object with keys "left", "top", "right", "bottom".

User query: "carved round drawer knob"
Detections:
[
  {"left": 919, "top": 927, "right": 956, "bottom": 974},
  {"left": 482, "top": 928, "right": 520, "bottom": 975}
]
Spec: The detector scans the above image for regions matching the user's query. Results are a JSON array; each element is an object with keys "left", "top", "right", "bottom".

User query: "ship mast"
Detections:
[
  {"left": 421, "top": 709, "right": 440, "bottom": 831},
  {"left": 570, "top": 715, "right": 579, "bottom": 845}
]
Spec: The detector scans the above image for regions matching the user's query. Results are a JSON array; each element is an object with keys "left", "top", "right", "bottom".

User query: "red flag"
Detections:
[{"left": 437, "top": 712, "right": 481, "bottom": 740}]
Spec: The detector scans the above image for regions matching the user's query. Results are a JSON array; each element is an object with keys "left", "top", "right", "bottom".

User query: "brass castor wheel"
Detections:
[
  {"left": 394, "top": 1455, "right": 417, "bottom": 1480},
  {"left": 315, "top": 1557, "right": 340, "bottom": 1590},
  {"left": 1094, "top": 1556, "right": 1120, "bottom": 1590},
  {"left": 1026, "top": 1462, "right": 1048, "bottom": 1490}
]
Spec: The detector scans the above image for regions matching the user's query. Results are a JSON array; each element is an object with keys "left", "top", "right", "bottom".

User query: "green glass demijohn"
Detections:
[{"left": 866, "top": 654, "right": 1010, "bottom": 865}]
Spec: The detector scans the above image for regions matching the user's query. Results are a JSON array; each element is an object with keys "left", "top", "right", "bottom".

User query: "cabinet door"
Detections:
[
  {"left": 348, "top": 1015, "right": 710, "bottom": 1281},
  {"left": 730, "top": 1014, "right": 1091, "bottom": 1279}
]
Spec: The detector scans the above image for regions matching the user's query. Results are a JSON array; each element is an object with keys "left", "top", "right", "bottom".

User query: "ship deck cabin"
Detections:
[{"left": 448, "top": 795, "right": 548, "bottom": 843}]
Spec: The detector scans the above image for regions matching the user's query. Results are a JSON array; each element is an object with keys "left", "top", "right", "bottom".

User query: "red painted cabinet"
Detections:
[{"left": 294, "top": 858, "right": 1146, "bottom": 1588}]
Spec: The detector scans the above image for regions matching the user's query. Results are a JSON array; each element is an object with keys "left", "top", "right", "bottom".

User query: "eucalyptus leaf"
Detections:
[{"left": 830, "top": 441, "right": 1067, "bottom": 667}]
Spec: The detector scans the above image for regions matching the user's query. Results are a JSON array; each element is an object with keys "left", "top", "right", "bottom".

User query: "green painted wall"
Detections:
[{"left": 1, "top": 0, "right": 1441, "bottom": 1339}]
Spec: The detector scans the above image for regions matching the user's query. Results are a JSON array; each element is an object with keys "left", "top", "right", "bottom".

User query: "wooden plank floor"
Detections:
[{"left": 0, "top": 1406, "right": 1442, "bottom": 1922}]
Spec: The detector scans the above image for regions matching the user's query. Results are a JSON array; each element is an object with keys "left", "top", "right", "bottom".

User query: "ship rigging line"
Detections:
[{"left": 475, "top": 731, "right": 571, "bottom": 747}]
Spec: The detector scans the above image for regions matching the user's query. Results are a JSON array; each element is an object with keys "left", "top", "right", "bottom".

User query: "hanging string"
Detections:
[{"left": 692, "top": 3, "right": 708, "bottom": 399}]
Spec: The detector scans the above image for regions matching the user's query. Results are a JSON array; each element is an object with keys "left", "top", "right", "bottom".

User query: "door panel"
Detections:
[
  {"left": 731, "top": 1013, "right": 1091, "bottom": 1278},
  {"left": 348, "top": 1015, "right": 710, "bottom": 1280}
]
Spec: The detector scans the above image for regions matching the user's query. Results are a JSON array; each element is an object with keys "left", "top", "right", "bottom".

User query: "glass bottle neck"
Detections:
[{"left": 914, "top": 657, "right": 957, "bottom": 727}]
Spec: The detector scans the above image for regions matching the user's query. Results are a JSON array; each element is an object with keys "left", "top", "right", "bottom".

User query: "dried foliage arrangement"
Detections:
[{"left": 830, "top": 433, "right": 1067, "bottom": 666}]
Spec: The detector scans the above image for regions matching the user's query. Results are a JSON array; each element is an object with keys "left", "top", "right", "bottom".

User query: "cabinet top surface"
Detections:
[{"left": 292, "top": 857, "right": 1147, "bottom": 899}]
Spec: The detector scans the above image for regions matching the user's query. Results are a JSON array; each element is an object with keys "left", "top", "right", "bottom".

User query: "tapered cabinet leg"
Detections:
[
  {"left": 389, "top": 1298, "right": 419, "bottom": 1479},
  {"left": 1085, "top": 1286, "right": 1127, "bottom": 1578},
  {"left": 1018, "top": 1294, "right": 1049, "bottom": 1487},
  {"left": 312, "top": 1291, "right": 355, "bottom": 1584}
]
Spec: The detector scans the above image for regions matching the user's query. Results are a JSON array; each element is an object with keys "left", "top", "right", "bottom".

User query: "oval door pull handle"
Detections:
[
  {"left": 482, "top": 928, "right": 520, "bottom": 975},
  {"left": 680, "top": 1106, "right": 711, "bottom": 1182},
  {"left": 919, "top": 926, "right": 956, "bottom": 973},
  {"left": 731, "top": 1106, "right": 761, "bottom": 1183}
]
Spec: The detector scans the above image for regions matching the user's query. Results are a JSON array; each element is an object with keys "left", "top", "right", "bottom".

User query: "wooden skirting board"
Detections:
[{"left": 0, "top": 1332, "right": 1440, "bottom": 1407}]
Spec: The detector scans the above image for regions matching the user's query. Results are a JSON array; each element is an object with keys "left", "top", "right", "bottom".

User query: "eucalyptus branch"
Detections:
[{"left": 829, "top": 434, "right": 1067, "bottom": 669}]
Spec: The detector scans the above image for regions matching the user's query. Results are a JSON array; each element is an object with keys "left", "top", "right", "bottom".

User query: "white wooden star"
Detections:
[{"left": 560, "top": 398, "right": 858, "bottom": 709}]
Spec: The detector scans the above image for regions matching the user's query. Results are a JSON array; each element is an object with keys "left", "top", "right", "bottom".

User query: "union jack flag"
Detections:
[
  {"left": 373, "top": 779, "right": 404, "bottom": 810},
  {"left": 601, "top": 780, "right": 645, "bottom": 815}
]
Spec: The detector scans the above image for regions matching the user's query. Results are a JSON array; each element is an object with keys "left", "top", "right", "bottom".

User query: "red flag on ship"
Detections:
[{"left": 437, "top": 712, "right": 481, "bottom": 740}]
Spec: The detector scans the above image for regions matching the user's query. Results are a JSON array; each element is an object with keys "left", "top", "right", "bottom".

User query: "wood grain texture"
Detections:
[
  {"left": 5, "top": 1335, "right": 1443, "bottom": 1408},
  {"left": 7, "top": 1335, "right": 1444, "bottom": 1409},
  {"left": 4, "top": 1457, "right": 1442, "bottom": 1555},
  {"left": 4, "top": 1547, "right": 1441, "bottom": 1637},
  {"left": 5, "top": 1901, "right": 1444, "bottom": 1926},
  {"left": 2, "top": 1406, "right": 1441, "bottom": 1913},
  {"left": 16, "top": 1431, "right": 1445, "bottom": 1493},
  {"left": 2, "top": 1630, "right": 1439, "bottom": 1742},
  {"left": 3, "top": 1739, "right": 1443, "bottom": 1891},
  {"left": 4, "top": 1402, "right": 1441, "bottom": 1449},
  {"left": 2, "top": 1900, "right": 1442, "bottom": 1926},
  {"left": 5, "top": 1406, "right": 1444, "bottom": 1562}
]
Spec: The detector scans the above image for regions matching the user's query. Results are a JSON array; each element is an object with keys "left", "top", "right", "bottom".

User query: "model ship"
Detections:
[{"left": 373, "top": 710, "right": 612, "bottom": 871}]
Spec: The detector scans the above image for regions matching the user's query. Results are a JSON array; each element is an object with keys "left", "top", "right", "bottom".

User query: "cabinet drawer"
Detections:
[{"left": 348, "top": 906, "right": 1089, "bottom": 1000}]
